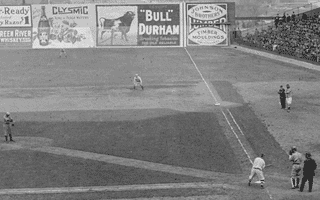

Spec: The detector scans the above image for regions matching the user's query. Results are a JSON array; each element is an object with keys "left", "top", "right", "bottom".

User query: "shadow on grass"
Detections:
[{"left": 11, "top": 111, "right": 242, "bottom": 174}]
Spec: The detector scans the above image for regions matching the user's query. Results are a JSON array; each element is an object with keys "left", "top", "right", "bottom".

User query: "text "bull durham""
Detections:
[{"left": 52, "top": 6, "right": 88, "bottom": 15}]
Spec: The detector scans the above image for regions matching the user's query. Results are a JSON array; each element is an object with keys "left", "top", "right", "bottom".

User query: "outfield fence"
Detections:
[{"left": 0, "top": 1, "right": 235, "bottom": 48}]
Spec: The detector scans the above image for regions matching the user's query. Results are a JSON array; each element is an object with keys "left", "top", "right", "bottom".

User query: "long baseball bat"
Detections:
[{"left": 265, "top": 164, "right": 272, "bottom": 168}]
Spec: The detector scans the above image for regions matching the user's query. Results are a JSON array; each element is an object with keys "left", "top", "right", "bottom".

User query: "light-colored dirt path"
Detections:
[
  {"left": 103, "top": 196, "right": 229, "bottom": 200},
  {"left": 0, "top": 182, "right": 238, "bottom": 195},
  {"left": 0, "top": 83, "right": 217, "bottom": 113}
]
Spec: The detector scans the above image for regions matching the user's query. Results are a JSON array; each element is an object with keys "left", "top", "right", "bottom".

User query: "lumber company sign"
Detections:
[{"left": 186, "top": 3, "right": 228, "bottom": 46}]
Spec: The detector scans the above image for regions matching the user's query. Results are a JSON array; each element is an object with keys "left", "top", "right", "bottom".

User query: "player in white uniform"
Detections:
[
  {"left": 289, "top": 146, "right": 303, "bottom": 189},
  {"left": 3, "top": 112, "right": 14, "bottom": 142},
  {"left": 59, "top": 48, "right": 67, "bottom": 58},
  {"left": 248, "top": 154, "right": 266, "bottom": 189},
  {"left": 285, "top": 84, "right": 292, "bottom": 112},
  {"left": 133, "top": 74, "right": 144, "bottom": 90}
]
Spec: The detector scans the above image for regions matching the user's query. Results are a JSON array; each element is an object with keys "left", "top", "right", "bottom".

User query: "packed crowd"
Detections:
[{"left": 239, "top": 12, "right": 320, "bottom": 63}]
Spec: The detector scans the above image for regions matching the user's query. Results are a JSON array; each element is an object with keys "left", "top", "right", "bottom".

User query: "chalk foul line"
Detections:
[{"left": 0, "top": 182, "right": 239, "bottom": 195}]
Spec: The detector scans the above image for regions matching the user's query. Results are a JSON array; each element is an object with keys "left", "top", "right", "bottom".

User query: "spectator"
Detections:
[
  {"left": 302, "top": 13, "right": 308, "bottom": 21},
  {"left": 275, "top": 14, "right": 280, "bottom": 28},
  {"left": 287, "top": 13, "right": 291, "bottom": 23},
  {"left": 283, "top": 13, "right": 287, "bottom": 23},
  {"left": 291, "top": 12, "right": 296, "bottom": 22},
  {"left": 239, "top": 14, "right": 320, "bottom": 64},
  {"left": 312, "top": 13, "right": 317, "bottom": 21}
]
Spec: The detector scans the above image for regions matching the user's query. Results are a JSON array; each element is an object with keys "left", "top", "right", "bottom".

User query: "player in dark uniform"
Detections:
[
  {"left": 278, "top": 85, "right": 286, "bottom": 109},
  {"left": 300, "top": 152, "right": 317, "bottom": 192}
]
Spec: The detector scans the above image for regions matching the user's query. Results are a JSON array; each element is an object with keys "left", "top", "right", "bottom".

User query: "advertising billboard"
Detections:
[
  {"left": 32, "top": 4, "right": 96, "bottom": 48},
  {"left": 0, "top": 5, "right": 32, "bottom": 28},
  {"left": 96, "top": 4, "right": 181, "bottom": 47},
  {"left": 186, "top": 3, "right": 228, "bottom": 46},
  {"left": 0, "top": 28, "right": 32, "bottom": 48},
  {"left": 96, "top": 5, "right": 138, "bottom": 46},
  {"left": 137, "top": 4, "right": 180, "bottom": 46},
  {"left": 0, "top": 6, "right": 32, "bottom": 48}
]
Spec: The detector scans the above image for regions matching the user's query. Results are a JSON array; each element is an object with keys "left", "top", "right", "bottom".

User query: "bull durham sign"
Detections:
[
  {"left": 96, "top": 4, "right": 181, "bottom": 47},
  {"left": 138, "top": 4, "right": 180, "bottom": 46}
]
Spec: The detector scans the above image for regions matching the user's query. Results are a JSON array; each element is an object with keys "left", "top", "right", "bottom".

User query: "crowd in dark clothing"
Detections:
[{"left": 239, "top": 12, "right": 320, "bottom": 63}]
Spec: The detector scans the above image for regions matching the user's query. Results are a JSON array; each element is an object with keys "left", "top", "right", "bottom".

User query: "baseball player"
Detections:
[
  {"left": 278, "top": 85, "right": 286, "bottom": 109},
  {"left": 285, "top": 84, "right": 292, "bottom": 112},
  {"left": 59, "top": 48, "right": 67, "bottom": 58},
  {"left": 289, "top": 146, "right": 303, "bottom": 189},
  {"left": 133, "top": 74, "right": 144, "bottom": 90},
  {"left": 3, "top": 112, "right": 14, "bottom": 142},
  {"left": 300, "top": 152, "right": 317, "bottom": 192},
  {"left": 248, "top": 153, "right": 266, "bottom": 189}
]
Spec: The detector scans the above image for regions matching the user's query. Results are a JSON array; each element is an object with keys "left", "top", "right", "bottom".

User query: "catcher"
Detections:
[
  {"left": 289, "top": 146, "right": 303, "bottom": 189},
  {"left": 133, "top": 74, "right": 144, "bottom": 90},
  {"left": 3, "top": 112, "right": 14, "bottom": 142}
]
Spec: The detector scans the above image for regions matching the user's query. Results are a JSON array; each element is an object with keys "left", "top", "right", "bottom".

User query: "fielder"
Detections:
[
  {"left": 289, "top": 146, "right": 303, "bottom": 189},
  {"left": 248, "top": 154, "right": 266, "bottom": 189},
  {"left": 3, "top": 112, "right": 14, "bottom": 142},
  {"left": 133, "top": 74, "right": 144, "bottom": 90},
  {"left": 285, "top": 84, "right": 292, "bottom": 112},
  {"left": 59, "top": 48, "right": 67, "bottom": 58}
]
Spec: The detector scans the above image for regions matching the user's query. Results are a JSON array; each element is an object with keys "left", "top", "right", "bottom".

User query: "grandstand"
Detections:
[
  {"left": 237, "top": 8, "right": 320, "bottom": 64},
  {"left": 236, "top": 0, "right": 320, "bottom": 36}
]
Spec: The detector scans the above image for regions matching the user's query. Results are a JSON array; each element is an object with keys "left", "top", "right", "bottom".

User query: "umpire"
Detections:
[
  {"left": 300, "top": 152, "right": 317, "bottom": 192},
  {"left": 278, "top": 85, "right": 286, "bottom": 109}
]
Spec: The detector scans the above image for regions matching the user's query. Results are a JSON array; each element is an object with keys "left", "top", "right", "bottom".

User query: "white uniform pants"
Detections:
[{"left": 249, "top": 168, "right": 265, "bottom": 184}]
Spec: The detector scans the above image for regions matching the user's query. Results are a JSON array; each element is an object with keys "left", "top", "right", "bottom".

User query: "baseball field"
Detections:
[{"left": 0, "top": 46, "right": 319, "bottom": 200}]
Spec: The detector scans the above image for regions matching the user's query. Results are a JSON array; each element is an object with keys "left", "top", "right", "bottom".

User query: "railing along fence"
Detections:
[{"left": 238, "top": 2, "right": 320, "bottom": 37}]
